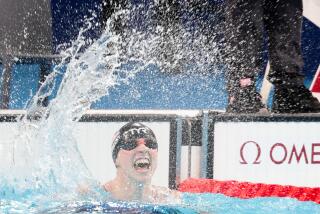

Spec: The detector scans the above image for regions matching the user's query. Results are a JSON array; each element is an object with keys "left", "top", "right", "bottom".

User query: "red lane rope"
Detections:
[{"left": 178, "top": 178, "right": 320, "bottom": 204}]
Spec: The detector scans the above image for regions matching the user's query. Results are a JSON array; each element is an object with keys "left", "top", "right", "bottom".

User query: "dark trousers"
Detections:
[{"left": 224, "top": 0, "right": 304, "bottom": 95}]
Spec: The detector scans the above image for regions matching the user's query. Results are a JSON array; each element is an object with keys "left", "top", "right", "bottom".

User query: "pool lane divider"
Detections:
[{"left": 178, "top": 178, "right": 320, "bottom": 204}]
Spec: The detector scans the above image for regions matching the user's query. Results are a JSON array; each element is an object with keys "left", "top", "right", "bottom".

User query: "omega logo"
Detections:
[
  {"left": 240, "top": 141, "right": 261, "bottom": 164},
  {"left": 239, "top": 141, "right": 320, "bottom": 165}
]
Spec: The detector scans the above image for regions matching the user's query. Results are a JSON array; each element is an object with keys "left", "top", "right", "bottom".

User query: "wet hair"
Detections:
[{"left": 111, "top": 122, "right": 157, "bottom": 163}]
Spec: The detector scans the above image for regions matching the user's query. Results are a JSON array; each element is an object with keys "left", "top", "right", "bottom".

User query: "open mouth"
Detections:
[{"left": 133, "top": 157, "right": 151, "bottom": 171}]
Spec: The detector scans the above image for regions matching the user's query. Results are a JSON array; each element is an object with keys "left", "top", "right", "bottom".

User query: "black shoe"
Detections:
[
  {"left": 226, "top": 85, "right": 268, "bottom": 114},
  {"left": 272, "top": 85, "right": 320, "bottom": 113}
]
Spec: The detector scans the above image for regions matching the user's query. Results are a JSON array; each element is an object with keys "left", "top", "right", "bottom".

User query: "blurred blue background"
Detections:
[{"left": 0, "top": 0, "right": 319, "bottom": 110}]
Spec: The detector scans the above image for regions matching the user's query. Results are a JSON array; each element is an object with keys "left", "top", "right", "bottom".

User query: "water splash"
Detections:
[
  {"left": 1, "top": 11, "right": 151, "bottom": 200},
  {"left": 0, "top": 3, "right": 223, "bottom": 212}
]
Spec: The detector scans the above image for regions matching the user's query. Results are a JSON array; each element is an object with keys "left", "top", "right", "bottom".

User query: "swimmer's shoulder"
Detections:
[
  {"left": 151, "top": 185, "right": 182, "bottom": 204},
  {"left": 153, "top": 185, "right": 181, "bottom": 194}
]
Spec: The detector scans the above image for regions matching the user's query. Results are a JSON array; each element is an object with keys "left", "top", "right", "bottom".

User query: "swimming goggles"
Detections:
[{"left": 120, "top": 138, "right": 158, "bottom": 150}]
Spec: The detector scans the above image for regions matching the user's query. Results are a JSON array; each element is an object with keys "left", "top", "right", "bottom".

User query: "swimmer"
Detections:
[{"left": 103, "top": 122, "right": 181, "bottom": 204}]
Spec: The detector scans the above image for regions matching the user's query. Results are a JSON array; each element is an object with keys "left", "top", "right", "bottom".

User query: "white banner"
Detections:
[
  {"left": 214, "top": 122, "right": 320, "bottom": 187},
  {"left": 0, "top": 121, "right": 171, "bottom": 187}
]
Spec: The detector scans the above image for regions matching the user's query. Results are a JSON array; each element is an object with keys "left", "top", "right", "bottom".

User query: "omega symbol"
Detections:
[{"left": 240, "top": 141, "right": 261, "bottom": 164}]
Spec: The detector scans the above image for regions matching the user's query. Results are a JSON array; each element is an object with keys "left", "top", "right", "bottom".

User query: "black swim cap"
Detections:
[{"left": 111, "top": 122, "right": 157, "bottom": 163}]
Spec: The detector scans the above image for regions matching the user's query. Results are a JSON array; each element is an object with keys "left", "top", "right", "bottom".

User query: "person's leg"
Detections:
[
  {"left": 265, "top": 0, "right": 320, "bottom": 113},
  {"left": 224, "top": 0, "right": 267, "bottom": 113},
  {"left": 264, "top": 0, "right": 304, "bottom": 86}
]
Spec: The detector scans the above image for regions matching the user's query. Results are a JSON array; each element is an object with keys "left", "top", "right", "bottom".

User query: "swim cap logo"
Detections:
[{"left": 123, "top": 127, "right": 148, "bottom": 139}]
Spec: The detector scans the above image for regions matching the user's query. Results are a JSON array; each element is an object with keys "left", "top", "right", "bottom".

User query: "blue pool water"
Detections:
[
  {"left": 2, "top": 5, "right": 320, "bottom": 214},
  {"left": 74, "top": 194, "right": 320, "bottom": 214},
  {"left": 183, "top": 193, "right": 320, "bottom": 214},
  {"left": 2, "top": 191, "right": 320, "bottom": 213}
]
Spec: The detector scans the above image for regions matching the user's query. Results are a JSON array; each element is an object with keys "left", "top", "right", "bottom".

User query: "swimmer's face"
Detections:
[{"left": 116, "top": 138, "right": 158, "bottom": 183}]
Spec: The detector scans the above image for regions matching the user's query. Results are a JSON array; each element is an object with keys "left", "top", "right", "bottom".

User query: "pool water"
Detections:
[
  {"left": 2, "top": 192, "right": 320, "bottom": 213},
  {"left": 183, "top": 193, "right": 320, "bottom": 214},
  {"left": 49, "top": 201, "right": 197, "bottom": 214},
  {"left": 1, "top": 5, "right": 320, "bottom": 214}
]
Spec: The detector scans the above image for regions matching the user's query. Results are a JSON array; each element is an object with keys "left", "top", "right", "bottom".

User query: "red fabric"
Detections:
[
  {"left": 310, "top": 67, "right": 320, "bottom": 92},
  {"left": 178, "top": 178, "right": 320, "bottom": 204}
]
